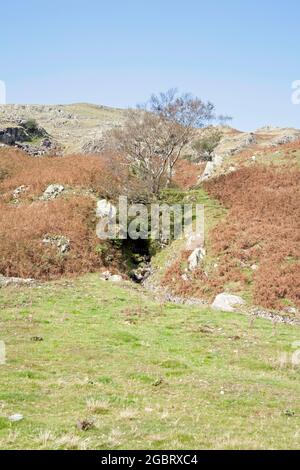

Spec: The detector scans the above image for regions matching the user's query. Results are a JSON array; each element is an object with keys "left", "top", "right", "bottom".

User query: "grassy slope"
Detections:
[
  {"left": 0, "top": 274, "right": 299, "bottom": 450},
  {"left": 151, "top": 188, "right": 226, "bottom": 287}
]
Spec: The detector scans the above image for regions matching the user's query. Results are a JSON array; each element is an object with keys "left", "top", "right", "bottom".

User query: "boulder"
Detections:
[
  {"left": 100, "top": 271, "right": 122, "bottom": 282},
  {"left": 109, "top": 274, "right": 123, "bottom": 282},
  {"left": 200, "top": 154, "right": 223, "bottom": 181},
  {"left": 212, "top": 293, "right": 245, "bottom": 312},
  {"left": 41, "top": 184, "right": 64, "bottom": 200},
  {"left": 188, "top": 247, "right": 205, "bottom": 271},
  {"left": 96, "top": 199, "right": 117, "bottom": 219},
  {"left": 8, "top": 414, "right": 24, "bottom": 422},
  {"left": 0, "top": 126, "right": 28, "bottom": 145}
]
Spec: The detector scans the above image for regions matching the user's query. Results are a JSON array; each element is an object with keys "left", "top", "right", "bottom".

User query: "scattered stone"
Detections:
[
  {"left": 0, "top": 275, "right": 35, "bottom": 288},
  {"left": 188, "top": 247, "right": 205, "bottom": 271},
  {"left": 15, "top": 139, "right": 58, "bottom": 157},
  {"left": 250, "top": 307, "right": 300, "bottom": 326},
  {"left": 212, "top": 293, "right": 245, "bottom": 312},
  {"left": 251, "top": 264, "right": 258, "bottom": 271},
  {"left": 271, "top": 134, "right": 300, "bottom": 146},
  {"left": 42, "top": 234, "right": 70, "bottom": 254},
  {"left": 41, "top": 184, "right": 65, "bottom": 200},
  {"left": 12, "top": 185, "right": 29, "bottom": 199},
  {"left": 285, "top": 307, "right": 298, "bottom": 315},
  {"left": 8, "top": 414, "right": 24, "bottom": 422}
]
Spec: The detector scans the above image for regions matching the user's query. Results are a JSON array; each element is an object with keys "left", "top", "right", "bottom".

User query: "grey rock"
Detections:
[
  {"left": 200, "top": 154, "right": 223, "bottom": 181},
  {"left": 212, "top": 293, "right": 245, "bottom": 312},
  {"left": 96, "top": 199, "right": 117, "bottom": 219},
  {"left": 229, "top": 133, "right": 257, "bottom": 155},
  {"left": 271, "top": 134, "right": 300, "bottom": 146},
  {"left": 109, "top": 274, "right": 123, "bottom": 282},
  {"left": 0, "top": 126, "right": 28, "bottom": 145},
  {"left": 188, "top": 247, "right": 206, "bottom": 271},
  {"left": 8, "top": 414, "right": 24, "bottom": 422},
  {"left": 41, "top": 184, "right": 64, "bottom": 200},
  {"left": 12, "top": 185, "right": 28, "bottom": 199},
  {"left": 100, "top": 271, "right": 123, "bottom": 282}
]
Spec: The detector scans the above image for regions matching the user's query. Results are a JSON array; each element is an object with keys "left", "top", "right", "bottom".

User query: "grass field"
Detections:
[{"left": 0, "top": 274, "right": 299, "bottom": 449}]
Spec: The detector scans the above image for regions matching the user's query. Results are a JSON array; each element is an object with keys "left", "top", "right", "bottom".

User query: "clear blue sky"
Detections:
[{"left": 1, "top": 0, "right": 300, "bottom": 130}]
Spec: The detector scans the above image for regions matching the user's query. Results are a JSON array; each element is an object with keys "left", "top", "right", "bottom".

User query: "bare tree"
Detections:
[
  {"left": 109, "top": 89, "right": 215, "bottom": 196},
  {"left": 217, "top": 114, "right": 233, "bottom": 127}
]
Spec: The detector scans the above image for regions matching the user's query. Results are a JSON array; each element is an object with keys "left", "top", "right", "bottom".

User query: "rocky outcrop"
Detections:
[
  {"left": 228, "top": 133, "right": 257, "bottom": 155},
  {"left": 15, "top": 138, "right": 58, "bottom": 156},
  {"left": 271, "top": 133, "right": 300, "bottom": 146},
  {"left": 0, "top": 120, "right": 58, "bottom": 156},
  {"left": 200, "top": 154, "right": 223, "bottom": 181},
  {"left": 0, "top": 126, "right": 28, "bottom": 145}
]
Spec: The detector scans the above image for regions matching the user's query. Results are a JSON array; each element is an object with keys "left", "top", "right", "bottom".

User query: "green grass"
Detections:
[
  {"left": 0, "top": 274, "right": 299, "bottom": 450},
  {"left": 151, "top": 188, "right": 226, "bottom": 285}
]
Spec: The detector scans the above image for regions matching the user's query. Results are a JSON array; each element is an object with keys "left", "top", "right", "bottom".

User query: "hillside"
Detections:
[
  {"left": 1, "top": 103, "right": 300, "bottom": 158},
  {"left": 0, "top": 131, "right": 299, "bottom": 315},
  {"left": 0, "top": 104, "right": 300, "bottom": 451},
  {"left": 0, "top": 103, "right": 127, "bottom": 154}
]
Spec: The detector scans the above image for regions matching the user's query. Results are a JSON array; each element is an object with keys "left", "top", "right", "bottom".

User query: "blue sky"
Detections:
[{"left": 1, "top": 0, "right": 299, "bottom": 130}]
